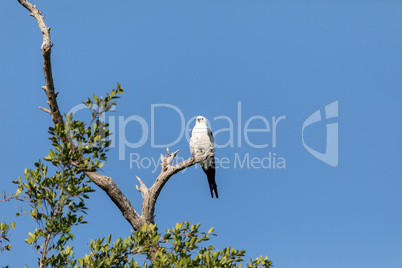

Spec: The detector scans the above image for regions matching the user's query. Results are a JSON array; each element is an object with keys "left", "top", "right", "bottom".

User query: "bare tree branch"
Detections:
[
  {"left": 17, "top": 0, "right": 62, "bottom": 126},
  {"left": 139, "top": 149, "right": 215, "bottom": 224},
  {"left": 40, "top": 234, "right": 51, "bottom": 268},
  {"left": 17, "top": 0, "right": 214, "bottom": 235},
  {"left": 39, "top": 106, "right": 51, "bottom": 114},
  {"left": 84, "top": 171, "right": 146, "bottom": 229}
]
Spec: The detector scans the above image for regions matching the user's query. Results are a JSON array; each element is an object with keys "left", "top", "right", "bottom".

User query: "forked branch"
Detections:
[{"left": 137, "top": 148, "right": 214, "bottom": 224}]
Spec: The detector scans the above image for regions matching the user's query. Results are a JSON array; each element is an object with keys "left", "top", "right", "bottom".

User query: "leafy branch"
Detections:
[{"left": 76, "top": 222, "right": 272, "bottom": 268}]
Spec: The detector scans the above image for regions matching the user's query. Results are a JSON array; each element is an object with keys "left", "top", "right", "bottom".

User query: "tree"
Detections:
[{"left": 1, "top": 1, "right": 272, "bottom": 267}]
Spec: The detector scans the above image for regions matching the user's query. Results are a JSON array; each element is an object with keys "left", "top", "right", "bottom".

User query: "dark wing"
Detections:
[
  {"left": 205, "top": 128, "right": 217, "bottom": 198},
  {"left": 202, "top": 157, "right": 218, "bottom": 198},
  {"left": 207, "top": 128, "right": 214, "bottom": 144}
]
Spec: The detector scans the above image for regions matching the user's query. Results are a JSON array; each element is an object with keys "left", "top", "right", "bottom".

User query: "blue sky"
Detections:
[{"left": 1, "top": 0, "right": 401, "bottom": 267}]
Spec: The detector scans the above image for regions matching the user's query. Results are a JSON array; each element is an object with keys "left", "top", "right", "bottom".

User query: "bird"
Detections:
[{"left": 189, "top": 116, "right": 218, "bottom": 198}]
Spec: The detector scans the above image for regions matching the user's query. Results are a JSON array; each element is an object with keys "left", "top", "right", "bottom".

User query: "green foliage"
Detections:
[
  {"left": 76, "top": 233, "right": 140, "bottom": 267},
  {"left": 76, "top": 222, "right": 272, "bottom": 268},
  {"left": 13, "top": 160, "right": 93, "bottom": 266},
  {"left": 54, "top": 83, "right": 124, "bottom": 171},
  {"left": 0, "top": 221, "right": 15, "bottom": 252},
  {"left": 10, "top": 85, "right": 123, "bottom": 267},
  {"left": 0, "top": 193, "right": 16, "bottom": 252},
  {"left": 2, "top": 85, "right": 273, "bottom": 267}
]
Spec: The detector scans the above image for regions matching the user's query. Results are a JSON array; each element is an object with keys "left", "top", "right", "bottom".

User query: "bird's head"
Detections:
[{"left": 196, "top": 116, "right": 208, "bottom": 127}]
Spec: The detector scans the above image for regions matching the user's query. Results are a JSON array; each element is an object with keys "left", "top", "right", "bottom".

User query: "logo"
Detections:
[
  {"left": 302, "top": 101, "right": 338, "bottom": 167},
  {"left": 65, "top": 100, "right": 339, "bottom": 171}
]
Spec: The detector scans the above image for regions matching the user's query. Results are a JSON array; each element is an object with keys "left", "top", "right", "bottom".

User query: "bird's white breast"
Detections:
[{"left": 190, "top": 127, "right": 214, "bottom": 155}]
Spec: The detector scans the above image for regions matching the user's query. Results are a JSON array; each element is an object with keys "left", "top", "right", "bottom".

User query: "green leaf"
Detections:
[{"left": 16, "top": 187, "right": 23, "bottom": 196}]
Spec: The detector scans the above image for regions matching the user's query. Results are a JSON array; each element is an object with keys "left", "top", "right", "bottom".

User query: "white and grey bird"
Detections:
[{"left": 189, "top": 116, "right": 218, "bottom": 198}]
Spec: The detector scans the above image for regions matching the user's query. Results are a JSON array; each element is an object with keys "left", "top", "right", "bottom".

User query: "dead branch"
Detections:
[
  {"left": 137, "top": 148, "right": 215, "bottom": 224},
  {"left": 39, "top": 106, "right": 51, "bottom": 114},
  {"left": 17, "top": 0, "right": 62, "bottom": 126}
]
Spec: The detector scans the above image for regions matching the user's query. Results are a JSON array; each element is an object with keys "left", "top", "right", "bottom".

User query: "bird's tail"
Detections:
[
  {"left": 203, "top": 158, "right": 218, "bottom": 198},
  {"left": 209, "top": 179, "right": 219, "bottom": 199}
]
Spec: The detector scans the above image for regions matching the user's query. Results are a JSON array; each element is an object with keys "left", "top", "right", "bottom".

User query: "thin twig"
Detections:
[{"left": 39, "top": 106, "right": 51, "bottom": 114}]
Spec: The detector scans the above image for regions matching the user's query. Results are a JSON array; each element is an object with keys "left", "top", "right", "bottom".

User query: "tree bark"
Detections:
[{"left": 137, "top": 148, "right": 215, "bottom": 224}]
